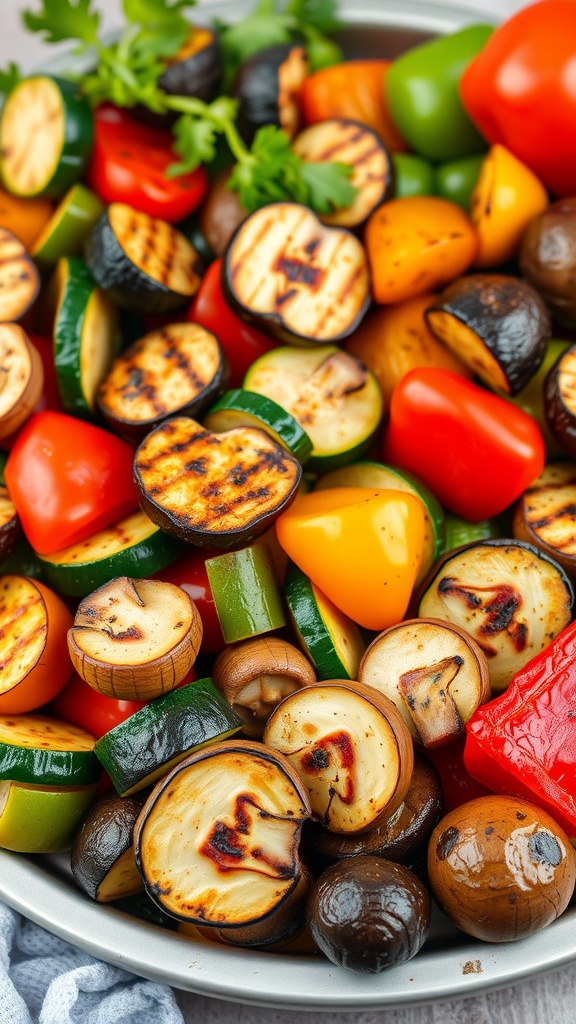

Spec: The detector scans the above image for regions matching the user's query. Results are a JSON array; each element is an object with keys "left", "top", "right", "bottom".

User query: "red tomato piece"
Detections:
[
  {"left": 460, "top": 0, "right": 576, "bottom": 198},
  {"left": 426, "top": 737, "right": 492, "bottom": 814},
  {"left": 156, "top": 548, "right": 225, "bottom": 655},
  {"left": 382, "top": 368, "right": 545, "bottom": 522},
  {"left": 51, "top": 674, "right": 146, "bottom": 738},
  {"left": 87, "top": 104, "right": 209, "bottom": 222},
  {"left": 28, "top": 334, "right": 63, "bottom": 414},
  {"left": 4, "top": 411, "right": 139, "bottom": 554},
  {"left": 187, "top": 259, "right": 276, "bottom": 388}
]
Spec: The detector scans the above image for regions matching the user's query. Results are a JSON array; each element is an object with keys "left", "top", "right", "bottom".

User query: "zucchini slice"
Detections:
[
  {"left": 292, "top": 119, "right": 393, "bottom": 228},
  {"left": 315, "top": 461, "right": 445, "bottom": 582},
  {"left": 223, "top": 203, "right": 371, "bottom": 345},
  {"left": 284, "top": 564, "right": 365, "bottom": 681},
  {"left": 94, "top": 678, "right": 243, "bottom": 796},
  {"left": 244, "top": 346, "right": 382, "bottom": 470},
  {"left": 264, "top": 681, "right": 413, "bottom": 834},
  {"left": 425, "top": 274, "right": 550, "bottom": 396},
  {"left": 0, "top": 780, "right": 98, "bottom": 853},
  {"left": 358, "top": 619, "right": 490, "bottom": 748},
  {"left": 38, "top": 509, "right": 184, "bottom": 598},
  {"left": 97, "top": 323, "right": 227, "bottom": 441},
  {"left": 203, "top": 389, "right": 313, "bottom": 463},
  {"left": 0, "top": 487, "right": 20, "bottom": 563},
  {"left": 205, "top": 543, "right": 286, "bottom": 643},
  {"left": 0, "top": 76, "right": 93, "bottom": 200},
  {"left": 135, "top": 417, "right": 302, "bottom": 548},
  {"left": 0, "top": 325, "right": 43, "bottom": 441},
  {"left": 71, "top": 792, "right": 145, "bottom": 902},
  {"left": 68, "top": 576, "right": 203, "bottom": 702},
  {"left": 51, "top": 256, "right": 120, "bottom": 418},
  {"left": 513, "top": 461, "right": 576, "bottom": 582},
  {"left": 544, "top": 344, "right": 576, "bottom": 458},
  {"left": 133, "top": 739, "right": 310, "bottom": 930},
  {"left": 418, "top": 539, "right": 573, "bottom": 692},
  {"left": 32, "top": 183, "right": 104, "bottom": 266},
  {"left": 0, "top": 229, "right": 40, "bottom": 323},
  {"left": 0, "top": 713, "right": 100, "bottom": 787},
  {"left": 86, "top": 203, "right": 203, "bottom": 313}
]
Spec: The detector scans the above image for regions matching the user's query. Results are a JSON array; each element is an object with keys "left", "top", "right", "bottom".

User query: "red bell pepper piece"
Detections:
[
  {"left": 464, "top": 620, "right": 576, "bottom": 837},
  {"left": 382, "top": 367, "right": 545, "bottom": 521}
]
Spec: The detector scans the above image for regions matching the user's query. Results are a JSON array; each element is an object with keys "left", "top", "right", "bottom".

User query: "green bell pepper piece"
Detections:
[
  {"left": 392, "top": 153, "right": 434, "bottom": 198},
  {"left": 434, "top": 153, "right": 485, "bottom": 209}
]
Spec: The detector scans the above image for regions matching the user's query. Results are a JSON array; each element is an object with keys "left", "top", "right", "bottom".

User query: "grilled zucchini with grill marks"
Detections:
[
  {"left": 0, "top": 229, "right": 40, "bottom": 323},
  {"left": 135, "top": 418, "right": 301, "bottom": 547},
  {"left": 86, "top": 203, "right": 203, "bottom": 312},
  {"left": 98, "top": 323, "right": 227, "bottom": 441},
  {"left": 292, "top": 119, "right": 393, "bottom": 228},
  {"left": 223, "top": 203, "right": 371, "bottom": 345}
]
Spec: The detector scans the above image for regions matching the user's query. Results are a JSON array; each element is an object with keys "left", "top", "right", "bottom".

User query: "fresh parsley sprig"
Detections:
[{"left": 14, "top": 0, "right": 356, "bottom": 216}]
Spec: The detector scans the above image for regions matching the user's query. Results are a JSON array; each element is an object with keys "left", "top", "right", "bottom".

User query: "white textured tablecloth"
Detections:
[{"left": 3, "top": 0, "right": 576, "bottom": 1021}]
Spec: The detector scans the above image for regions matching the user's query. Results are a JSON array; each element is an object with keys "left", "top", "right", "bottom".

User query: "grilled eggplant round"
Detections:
[
  {"left": 0, "top": 229, "right": 40, "bottom": 324},
  {"left": 418, "top": 539, "right": 573, "bottom": 692},
  {"left": 71, "top": 792, "right": 145, "bottom": 902},
  {"left": 234, "top": 44, "right": 308, "bottom": 143},
  {"left": 224, "top": 204, "right": 371, "bottom": 346},
  {"left": 0, "top": 325, "right": 43, "bottom": 441},
  {"left": 513, "top": 462, "right": 576, "bottom": 583},
  {"left": 425, "top": 274, "right": 551, "bottom": 396},
  {"left": 86, "top": 203, "right": 203, "bottom": 312},
  {"left": 544, "top": 344, "right": 576, "bottom": 457},
  {"left": 159, "top": 26, "right": 221, "bottom": 102}
]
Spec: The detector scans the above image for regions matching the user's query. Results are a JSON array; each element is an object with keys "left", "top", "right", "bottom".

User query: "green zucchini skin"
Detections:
[
  {"left": 39, "top": 511, "right": 185, "bottom": 598},
  {"left": 204, "top": 389, "right": 313, "bottom": 463},
  {"left": 0, "top": 715, "right": 101, "bottom": 787},
  {"left": 32, "top": 183, "right": 104, "bottom": 265},
  {"left": 94, "top": 678, "right": 243, "bottom": 796},
  {"left": 86, "top": 205, "right": 203, "bottom": 313},
  {"left": 206, "top": 544, "right": 286, "bottom": 643},
  {"left": 53, "top": 256, "right": 120, "bottom": 418},
  {"left": 284, "top": 564, "right": 365, "bottom": 680},
  {"left": 0, "top": 76, "right": 93, "bottom": 200}
]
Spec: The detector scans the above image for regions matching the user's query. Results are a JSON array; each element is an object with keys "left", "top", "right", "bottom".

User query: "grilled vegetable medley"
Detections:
[{"left": 3, "top": 0, "right": 576, "bottom": 978}]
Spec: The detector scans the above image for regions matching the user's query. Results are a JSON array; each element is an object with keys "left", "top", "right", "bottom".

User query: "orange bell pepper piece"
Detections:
[{"left": 275, "top": 487, "right": 426, "bottom": 631}]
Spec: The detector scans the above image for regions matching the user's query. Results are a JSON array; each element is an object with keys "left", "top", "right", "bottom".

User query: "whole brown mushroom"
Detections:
[{"left": 428, "top": 795, "right": 576, "bottom": 942}]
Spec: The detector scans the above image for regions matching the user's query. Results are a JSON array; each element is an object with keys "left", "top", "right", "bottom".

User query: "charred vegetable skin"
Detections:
[
  {"left": 223, "top": 203, "right": 370, "bottom": 345},
  {"left": 544, "top": 346, "right": 576, "bottom": 458},
  {"left": 158, "top": 26, "right": 221, "bottom": 103},
  {"left": 425, "top": 275, "right": 550, "bottom": 396},
  {"left": 71, "top": 791, "right": 145, "bottom": 902},
  {"left": 234, "top": 45, "right": 308, "bottom": 143},
  {"left": 465, "top": 620, "right": 576, "bottom": 838},
  {"left": 86, "top": 203, "right": 203, "bottom": 313},
  {"left": 135, "top": 417, "right": 301, "bottom": 548},
  {"left": 513, "top": 463, "right": 576, "bottom": 583},
  {"left": 306, "top": 856, "right": 430, "bottom": 974}
]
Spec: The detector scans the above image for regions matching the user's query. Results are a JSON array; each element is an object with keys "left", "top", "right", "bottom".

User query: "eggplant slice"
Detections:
[
  {"left": 159, "top": 26, "right": 221, "bottom": 103},
  {"left": 234, "top": 45, "right": 308, "bottom": 143},
  {"left": 292, "top": 119, "right": 393, "bottom": 228},
  {"left": 0, "top": 487, "right": 20, "bottom": 563},
  {"left": 223, "top": 203, "right": 371, "bottom": 345},
  {"left": 0, "top": 324, "right": 44, "bottom": 442},
  {"left": 545, "top": 344, "right": 576, "bottom": 457},
  {"left": 513, "top": 461, "right": 576, "bottom": 583},
  {"left": 71, "top": 792, "right": 145, "bottom": 902},
  {"left": 134, "top": 739, "right": 311, "bottom": 929},
  {"left": 425, "top": 274, "right": 550, "bottom": 396},
  {"left": 86, "top": 203, "right": 203, "bottom": 313},
  {"left": 0, "top": 228, "right": 40, "bottom": 323},
  {"left": 135, "top": 417, "right": 302, "bottom": 547},
  {"left": 418, "top": 539, "right": 573, "bottom": 692},
  {"left": 97, "top": 323, "right": 228, "bottom": 441}
]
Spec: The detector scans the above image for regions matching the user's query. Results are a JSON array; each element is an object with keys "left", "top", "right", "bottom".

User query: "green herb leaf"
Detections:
[
  {"left": 22, "top": 0, "right": 100, "bottom": 45},
  {"left": 286, "top": 0, "right": 341, "bottom": 34},
  {"left": 168, "top": 113, "right": 219, "bottom": 176},
  {"left": 0, "top": 63, "right": 22, "bottom": 98},
  {"left": 218, "top": 13, "right": 292, "bottom": 92},
  {"left": 299, "top": 160, "right": 356, "bottom": 213},
  {"left": 123, "top": 0, "right": 196, "bottom": 26}
]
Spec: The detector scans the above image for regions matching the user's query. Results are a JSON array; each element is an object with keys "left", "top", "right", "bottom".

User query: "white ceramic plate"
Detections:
[{"left": 3, "top": 0, "right": 574, "bottom": 1009}]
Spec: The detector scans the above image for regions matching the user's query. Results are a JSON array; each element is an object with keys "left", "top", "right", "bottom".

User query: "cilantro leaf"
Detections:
[
  {"left": 23, "top": 0, "right": 100, "bottom": 45},
  {"left": 168, "top": 114, "right": 219, "bottom": 176},
  {"left": 0, "top": 63, "right": 22, "bottom": 98},
  {"left": 286, "top": 0, "right": 341, "bottom": 34},
  {"left": 123, "top": 0, "right": 196, "bottom": 25},
  {"left": 299, "top": 160, "right": 356, "bottom": 213}
]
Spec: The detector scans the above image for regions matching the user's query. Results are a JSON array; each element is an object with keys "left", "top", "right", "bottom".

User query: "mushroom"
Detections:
[
  {"left": 212, "top": 637, "right": 316, "bottom": 738},
  {"left": 428, "top": 795, "right": 576, "bottom": 942},
  {"left": 68, "top": 576, "right": 203, "bottom": 701},
  {"left": 306, "top": 855, "right": 430, "bottom": 973}
]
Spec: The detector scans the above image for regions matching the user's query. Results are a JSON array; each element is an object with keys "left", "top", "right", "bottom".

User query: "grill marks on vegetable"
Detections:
[
  {"left": 135, "top": 418, "right": 301, "bottom": 546},
  {"left": 0, "top": 230, "right": 40, "bottom": 323},
  {"left": 0, "top": 577, "right": 47, "bottom": 695},
  {"left": 514, "top": 462, "right": 576, "bottom": 581},
  {"left": 225, "top": 203, "right": 370, "bottom": 344}
]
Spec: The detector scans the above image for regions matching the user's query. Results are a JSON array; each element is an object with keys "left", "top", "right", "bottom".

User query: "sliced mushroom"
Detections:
[
  {"left": 0, "top": 325, "right": 44, "bottom": 441},
  {"left": 71, "top": 792, "right": 145, "bottom": 902},
  {"left": 134, "top": 739, "right": 311, "bottom": 930},
  {"left": 425, "top": 274, "right": 550, "bottom": 396},
  {"left": 418, "top": 540, "right": 573, "bottom": 692},
  {"left": 67, "top": 576, "right": 203, "bottom": 701},
  {"left": 199, "top": 169, "right": 247, "bottom": 257},
  {"left": 358, "top": 618, "right": 490, "bottom": 747},
  {"left": 513, "top": 462, "right": 576, "bottom": 583},
  {"left": 264, "top": 681, "right": 414, "bottom": 834},
  {"left": 306, "top": 755, "right": 443, "bottom": 872},
  {"left": 212, "top": 637, "right": 316, "bottom": 738}
]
